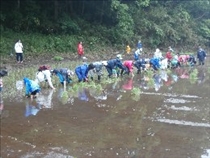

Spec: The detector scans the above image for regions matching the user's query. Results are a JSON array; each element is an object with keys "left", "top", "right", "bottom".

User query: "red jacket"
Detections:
[
  {"left": 166, "top": 51, "right": 173, "bottom": 60},
  {"left": 77, "top": 43, "right": 84, "bottom": 55},
  {"left": 123, "top": 60, "right": 133, "bottom": 72}
]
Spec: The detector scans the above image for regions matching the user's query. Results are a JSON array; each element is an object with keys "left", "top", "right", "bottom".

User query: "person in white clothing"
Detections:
[
  {"left": 35, "top": 69, "right": 55, "bottom": 90},
  {"left": 14, "top": 39, "right": 23, "bottom": 63},
  {"left": 154, "top": 48, "right": 163, "bottom": 59}
]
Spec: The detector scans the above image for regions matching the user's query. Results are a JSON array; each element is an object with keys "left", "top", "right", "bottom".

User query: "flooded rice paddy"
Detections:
[{"left": 1, "top": 66, "right": 210, "bottom": 158}]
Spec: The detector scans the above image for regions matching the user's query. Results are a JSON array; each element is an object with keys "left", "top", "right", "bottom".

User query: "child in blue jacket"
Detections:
[{"left": 23, "top": 77, "right": 41, "bottom": 100}]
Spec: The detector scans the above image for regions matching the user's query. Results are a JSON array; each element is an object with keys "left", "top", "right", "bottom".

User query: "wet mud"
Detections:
[{"left": 1, "top": 64, "right": 210, "bottom": 158}]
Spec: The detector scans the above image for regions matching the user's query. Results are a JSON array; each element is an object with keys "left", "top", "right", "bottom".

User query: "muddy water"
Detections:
[{"left": 1, "top": 66, "right": 210, "bottom": 158}]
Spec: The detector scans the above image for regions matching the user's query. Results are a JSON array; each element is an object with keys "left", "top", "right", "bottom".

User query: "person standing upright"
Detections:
[
  {"left": 137, "top": 40, "right": 143, "bottom": 52},
  {"left": 197, "top": 46, "right": 206, "bottom": 65},
  {"left": 126, "top": 44, "right": 131, "bottom": 54},
  {"left": 77, "top": 41, "right": 84, "bottom": 58},
  {"left": 14, "top": 39, "right": 23, "bottom": 63}
]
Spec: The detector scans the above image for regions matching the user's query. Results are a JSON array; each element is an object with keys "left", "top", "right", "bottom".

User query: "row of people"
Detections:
[{"left": 22, "top": 46, "right": 207, "bottom": 100}]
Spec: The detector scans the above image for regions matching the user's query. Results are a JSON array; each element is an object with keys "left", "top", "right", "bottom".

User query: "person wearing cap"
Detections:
[
  {"left": 88, "top": 61, "right": 107, "bottom": 81},
  {"left": 52, "top": 68, "right": 74, "bottom": 85},
  {"left": 105, "top": 54, "right": 126, "bottom": 78},
  {"left": 75, "top": 63, "right": 94, "bottom": 82},
  {"left": 23, "top": 77, "right": 41, "bottom": 100},
  {"left": 197, "top": 46, "right": 206, "bottom": 65}
]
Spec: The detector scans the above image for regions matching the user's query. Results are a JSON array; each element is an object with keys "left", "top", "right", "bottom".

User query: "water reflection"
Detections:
[
  {"left": 36, "top": 89, "right": 54, "bottom": 109},
  {"left": 197, "top": 68, "right": 206, "bottom": 84},
  {"left": 201, "top": 149, "right": 210, "bottom": 158},
  {"left": 78, "top": 87, "right": 89, "bottom": 101},
  {"left": 25, "top": 89, "right": 54, "bottom": 117},
  {"left": 25, "top": 100, "right": 41, "bottom": 117},
  {"left": 122, "top": 77, "right": 133, "bottom": 90},
  {"left": 89, "top": 88, "right": 107, "bottom": 101},
  {"left": 0, "top": 93, "right": 3, "bottom": 116}
]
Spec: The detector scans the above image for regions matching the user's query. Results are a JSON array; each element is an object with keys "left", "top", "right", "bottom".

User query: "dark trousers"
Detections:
[{"left": 16, "top": 53, "right": 23, "bottom": 62}]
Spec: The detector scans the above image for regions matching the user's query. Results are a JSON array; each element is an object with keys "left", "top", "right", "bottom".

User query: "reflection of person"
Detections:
[
  {"left": 77, "top": 41, "right": 84, "bottom": 58},
  {"left": 14, "top": 39, "right": 23, "bottom": 63},
  {"left": 25, "top": 100, "right": 41, "bottom": 117},
  {"left": 36, "top": 89, "right": 54, "bottom": 109},
  {"left": 0, "top": 94, "right": 4, "bottom": 115},
  {"left": 197, "top": 46, "right": 206, "bottom": 65},
  {"left": 89, "top": 89, "right": 107, "bottom": 101},
  {"left": 0, "top": 78, "right": 3, "bottom": 92},
  {"left": 153, "top": 73, "right": 162, "bottom": 91},
  {"left": 122, "top": 77, "right": 133, "bottom": 90},
  {"left": 105, "top": 54, "right": 126, "bottom": 78},
  {"left": 197, "top": 69, "right": 206, "bottom": 84},
  {"left": 23, "top": 77, "right": 41, "bottom": 100},
  {"left": 52, "top": 68, "right": 74, "bottom": 85},
  {"left": 78, "top": 88, "right": 89, "bottom": 101},
  {"left": 176, "top": 68, "right": 189, "bottom": 79}
]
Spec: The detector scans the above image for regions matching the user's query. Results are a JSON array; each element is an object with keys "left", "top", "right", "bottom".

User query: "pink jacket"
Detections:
[
  {"left": 123, "top": 60, "right": 133, "bottom": 72},
  {"left": 178, "top": 55, "right": 189, "bottom": 63}
]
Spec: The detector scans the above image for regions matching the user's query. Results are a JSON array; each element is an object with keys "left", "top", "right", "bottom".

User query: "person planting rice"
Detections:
[
  {"left": 51, "top": 68, "right": 74, "bottom": 85},
  {"left": 75, "top": 63, "right": 95, "bottom": 82},
  {"left": 88, "top": 61, "right": 108, "bottom": 81},
  {"left": 23, "top": 77, "right": 41, "bottom": 100},
  {"left": 104, "top": 54, "right": 126, "bottom": 78},
  {"left": 35, "top": 65, "right": 55, "bottom": 90}
]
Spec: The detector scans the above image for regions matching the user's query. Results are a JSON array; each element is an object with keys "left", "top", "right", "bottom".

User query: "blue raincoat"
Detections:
[
  {"left": 23, "top": 77, "right": 41, "bottom": 96},
  {"left": 150, "top": 58, "right": 160, "bottom": 70},
  {"left": 75, "top": 64, "right": 89, "bottom": 82},
  {"left": 105, "top": 58, "right": 125, "bottom": 77}
]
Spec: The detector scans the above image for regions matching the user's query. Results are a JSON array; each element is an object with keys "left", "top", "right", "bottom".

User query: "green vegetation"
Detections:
[{"left": 0, "top": 0, "right": 209, "bottom": 57}]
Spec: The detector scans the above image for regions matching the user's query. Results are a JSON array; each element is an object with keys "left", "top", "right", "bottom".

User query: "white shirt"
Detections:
[{"left": 14, "top": 42, "right": 23, "bottom": 53}]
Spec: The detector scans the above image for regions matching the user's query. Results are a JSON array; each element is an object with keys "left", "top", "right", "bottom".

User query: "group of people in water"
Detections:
[
  {"left": 0, "top": 42, "right": 207, "bottom": 102},
  {"left": 21, "top": 45, "right": 207, "bottom": 100}
]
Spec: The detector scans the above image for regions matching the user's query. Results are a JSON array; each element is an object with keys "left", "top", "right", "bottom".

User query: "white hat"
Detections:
[
  {"left": 101, "top": 61, "right": 108, "bottom": 66},
  {"left": 82, "top": 56, "right": 88, "bottom": 61},
  {"left": 155, "top": 48, "right": 160, "bottom": 53},
  {"left": 116, "top": 54, "right": 123, "bottom": 60},
  {"left": 67, "top": 70, "right": 74, "bottom": 76}
]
